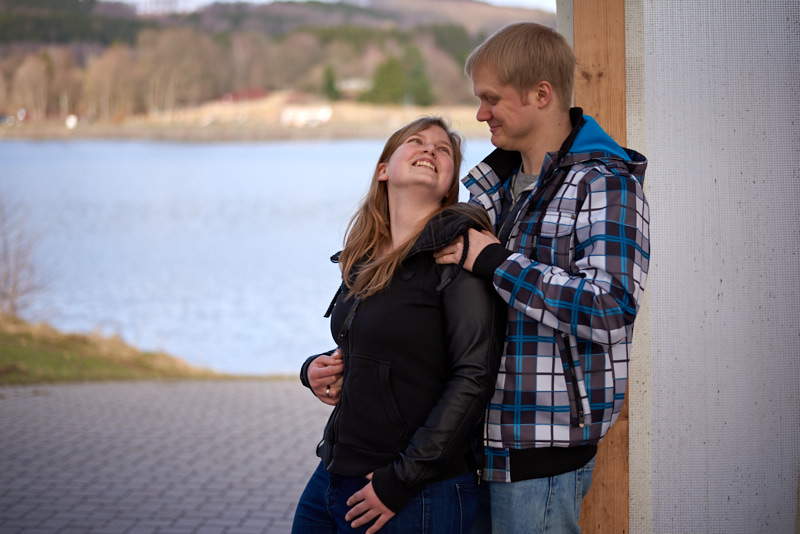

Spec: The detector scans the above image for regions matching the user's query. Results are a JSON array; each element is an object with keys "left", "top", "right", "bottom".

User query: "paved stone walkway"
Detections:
[{"left": 0, "top": 379, "right": 332, "bottom": 534}]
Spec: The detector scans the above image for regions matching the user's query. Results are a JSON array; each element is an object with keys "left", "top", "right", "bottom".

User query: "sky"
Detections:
[{"left": 126, "top": 0, "right": 556, "bottom": 15}]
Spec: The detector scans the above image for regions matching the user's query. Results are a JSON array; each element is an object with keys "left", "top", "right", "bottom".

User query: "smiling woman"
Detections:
[
  {"left": 292, "top": 117, "right": 505, "bottom": 533},
  {"left": 377, "top": 126, "right": 457, "bottom": 249},
  {"left": 334, "top": 117, "right": 463, "bottom": 300}
]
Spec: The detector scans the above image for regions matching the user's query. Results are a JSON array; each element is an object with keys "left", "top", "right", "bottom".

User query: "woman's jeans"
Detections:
[
  {"left": 292, "top": 462, "right": 479, "bottom": 533},
  {"left": 470, "top": 457, "right": 596, "bottom": 534}
]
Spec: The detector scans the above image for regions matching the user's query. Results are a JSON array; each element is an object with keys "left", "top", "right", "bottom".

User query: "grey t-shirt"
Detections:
[{"left": 510, "top": 171, "right": 539, "bottom": 202}]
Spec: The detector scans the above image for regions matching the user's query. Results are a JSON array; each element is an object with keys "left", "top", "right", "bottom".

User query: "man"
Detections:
[{"left": 433, "top": 22, "right": 650, "bottom": 533}]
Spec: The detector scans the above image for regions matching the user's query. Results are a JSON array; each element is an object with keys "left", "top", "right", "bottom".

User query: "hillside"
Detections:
[
  {"left": 371, "top": 0, "right": 553, "bottom": 35},
  {"left": 0, "top": 0, "right": 555, "bottom": 43},
  {"left": 189, "top": 0, "right": 554, "bottom": 38},
  {"left": 0, "top": 0, "right": 554, "bottom": 131}
]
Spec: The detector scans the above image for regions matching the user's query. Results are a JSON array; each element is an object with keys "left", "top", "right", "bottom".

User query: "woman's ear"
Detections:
[{"left": 377, "top": 162, "right": 389, "bottom": 182}]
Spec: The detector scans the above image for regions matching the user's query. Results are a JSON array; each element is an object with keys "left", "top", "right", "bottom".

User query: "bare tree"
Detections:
[
  {"left": 10, "top": 53, "right": 48, "bottom": 120},
  {"left": 0, "top": 73, "right": 8, "bottom": 114},
  {"left": 230, "top": 31, "right": 273, "bottom": 92},
  {"left": 0, "top": 191, "right": 45, "bottom": 319},
  {"left": 46, "top": 46, "right": 82, "bottom": 119},
  {"left": 137, "top": 27, "right": 228, "bottom": 115},
  {"left": 83, "top": 44, "right": 137, "bottom": 121},
  {"left": 267, "top": 32, "right": 324, "bottom": 90}
]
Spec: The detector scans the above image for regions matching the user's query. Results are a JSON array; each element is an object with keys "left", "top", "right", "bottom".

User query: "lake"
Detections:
[{"left": 0, "top": 137, "right": 494, "bottom": 375}]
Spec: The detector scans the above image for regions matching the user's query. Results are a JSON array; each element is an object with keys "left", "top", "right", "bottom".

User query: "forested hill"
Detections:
[
  {"left": 190, "top": 0, "right": 553, "bottom": 38},
  {"left": 0, "top": 0, "right": 553, "bottom": 42},
  {"left": 0, "top": 0, "right": 554, "bottom": 120}
]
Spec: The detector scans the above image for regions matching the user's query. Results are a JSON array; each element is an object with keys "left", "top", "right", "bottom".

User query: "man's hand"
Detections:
[
  {"left": 345, "top": 473, "right": 395, "bottom": 534},
  {"left": 308, "top": 348, "right": 343, "bottom": 406},
  {"left": 433, "top": 228, "right": 499, "bottom": 271}
]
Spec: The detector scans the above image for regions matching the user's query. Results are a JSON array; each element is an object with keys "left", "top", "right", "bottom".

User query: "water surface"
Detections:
[{"left": 0, "top": 138, "right": 494, "bottom": 374}]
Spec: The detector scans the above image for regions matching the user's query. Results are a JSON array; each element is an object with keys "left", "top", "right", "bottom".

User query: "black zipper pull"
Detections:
[
  {"left": 562, "top": 333, "right": 585, "bottom": 428},
  {"left": 324, "top": 283, "right": 343, "bottom": 318},
  {"left": 338, "top": 298, "right": 360, "bottom": 340}
]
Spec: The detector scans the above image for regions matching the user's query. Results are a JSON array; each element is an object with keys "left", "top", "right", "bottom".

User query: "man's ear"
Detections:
[
  {"left": 377, "top": 162, "right": 388, "bottom": 182},
  {"left": 532, "top": 81, "right": 554, "bottom": 108}
]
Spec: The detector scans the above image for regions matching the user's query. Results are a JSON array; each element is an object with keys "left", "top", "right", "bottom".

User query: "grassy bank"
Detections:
[{"left": 0, "top": 316, "right": 227, "bottom": 385}]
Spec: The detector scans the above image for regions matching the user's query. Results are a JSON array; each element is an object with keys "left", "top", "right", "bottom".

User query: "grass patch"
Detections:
[{"left": 0, "top": 315, "right": 227, "bottom": 385}]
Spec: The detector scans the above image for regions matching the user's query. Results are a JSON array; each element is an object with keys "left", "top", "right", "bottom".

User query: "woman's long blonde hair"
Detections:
[{"left": 338, "top": 116, "right": 463, "bottom": 298}]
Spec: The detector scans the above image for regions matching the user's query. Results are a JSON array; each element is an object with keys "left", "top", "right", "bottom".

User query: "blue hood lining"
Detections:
[{"left": 570, "top": 115, "right": 629, "bottom": 161}]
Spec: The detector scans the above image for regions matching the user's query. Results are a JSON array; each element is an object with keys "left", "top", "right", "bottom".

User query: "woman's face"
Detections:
[{"left": 378, "top": 125, "right": 455, "bottom": 203}]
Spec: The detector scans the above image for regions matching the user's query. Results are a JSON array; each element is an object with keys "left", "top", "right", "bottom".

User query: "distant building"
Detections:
[
  {"left": 280, "top": 105, "right": 333, "bottom": 128},
  {"left": 336, "top": 78, "right": 371, "bottom": 99},
  {"left": 134, "top": 0, "right": 190, "bottom": 15}
]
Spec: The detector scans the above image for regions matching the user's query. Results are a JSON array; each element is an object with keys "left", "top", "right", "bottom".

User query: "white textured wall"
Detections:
[{"left": 627, "top": 1, "right": 800, "bottom": 532}]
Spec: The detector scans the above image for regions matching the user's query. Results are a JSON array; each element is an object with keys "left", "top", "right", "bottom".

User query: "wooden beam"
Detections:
[
  {"left": 580, "top": 401, "right": 629, "bottom": 532},
  {"left": 573, "top": 1, "right": 627, "bottom": 144},
  {"left": 572, "top": 1, "right": 629, "bottom": 533}
]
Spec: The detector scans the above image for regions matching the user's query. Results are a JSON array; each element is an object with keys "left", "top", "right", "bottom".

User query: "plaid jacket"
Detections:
[{"left": 464, "top": 110, "right": 649, "bottom": 482}]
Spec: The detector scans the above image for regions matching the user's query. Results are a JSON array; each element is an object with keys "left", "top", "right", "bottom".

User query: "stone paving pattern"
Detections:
[{"left": 0, "top": 379, "right": 332, "bottom": 534}]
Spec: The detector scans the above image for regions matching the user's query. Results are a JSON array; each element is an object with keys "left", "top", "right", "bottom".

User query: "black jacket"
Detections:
[{"left": 301, "top": 206, "right": 505, "bottom": 513}]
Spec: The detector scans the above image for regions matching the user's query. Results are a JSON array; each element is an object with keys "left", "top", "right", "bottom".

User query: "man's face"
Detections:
[{"left": 471, "top": 66, "right": 538, "bottom": 153}]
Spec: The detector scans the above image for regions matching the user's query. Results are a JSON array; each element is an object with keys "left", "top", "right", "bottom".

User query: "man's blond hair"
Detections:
[{"left": 465, "top": 22, "right": 575, "bottom": 111}]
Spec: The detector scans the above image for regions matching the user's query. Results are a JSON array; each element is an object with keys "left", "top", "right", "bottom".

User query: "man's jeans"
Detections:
[
  {"left": 471, "top": 458, "right": 596, "bottom": 534},
  {"left": 292, "top": 462, "right": 479, "bottom": 533}
]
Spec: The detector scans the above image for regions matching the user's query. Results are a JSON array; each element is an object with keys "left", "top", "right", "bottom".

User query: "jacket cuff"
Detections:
[
  {"left": 473, "top": 243, "right": 512, "bottom": 280},
  {"left": 299, "top": 356, "right": 315, "bottom": 390},
  {"left": 370, "top": 465, "right": 419, "bottom": 514}
]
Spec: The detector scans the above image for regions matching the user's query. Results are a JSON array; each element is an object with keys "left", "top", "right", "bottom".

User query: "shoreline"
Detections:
[{"left": 0, "top": 97, "right": 490, "bottom": 143}]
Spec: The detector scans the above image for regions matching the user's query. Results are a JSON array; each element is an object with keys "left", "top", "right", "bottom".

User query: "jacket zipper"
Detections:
[
  {"left": 513, "top": 165, "right": 583, "bottom": 429},
  {"left": 326, "top": 297, "right": 361, "bottom": 471},
  {"left": 561, "top": 333, "right": 585, "bottom": 428},
  {"left": 515, "top": 167, "right": 583, "bottom": 429},
  {"left": 338, "top": 298, "right": 361, "bottom": 341}
]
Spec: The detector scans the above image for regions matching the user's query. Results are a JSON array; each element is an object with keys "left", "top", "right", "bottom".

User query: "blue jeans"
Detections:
[
  {"left": 471, "top": 458, "right": 595, "bottom": 534},
  {"left": 292, "top": 462, "right": 479, "bottom": 533}
]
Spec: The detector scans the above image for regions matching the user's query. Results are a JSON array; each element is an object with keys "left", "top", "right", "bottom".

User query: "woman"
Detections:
[{"left": 292, "top": 116, "right": 504, "bottom": 534}]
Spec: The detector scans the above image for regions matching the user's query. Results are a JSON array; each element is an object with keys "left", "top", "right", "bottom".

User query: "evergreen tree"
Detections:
[
  {"left": 0, "top": 0, "right": 96, "bottom": 13},
  {"left": 361, "top": 57, "right": 405, "bottom": 104},
  {"left": 322, "top": 65, "right": 340, "bottom": 101},
  {"left": 360, "top": 46, "right": 433, "bottom": 106},
  {"left": 402, "top": 46, "right": 433, "bottom": 106}
]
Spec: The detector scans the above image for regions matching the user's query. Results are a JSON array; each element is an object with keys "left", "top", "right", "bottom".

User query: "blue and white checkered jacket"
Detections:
[{"left": 464, "top": 111, "right": 649, "bottom": 482}]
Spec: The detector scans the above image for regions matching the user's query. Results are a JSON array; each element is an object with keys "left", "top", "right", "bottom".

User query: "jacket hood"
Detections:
[
  {"left": 411, "top": 204, "right": 489, "bottom": 293},
  {"left": 563, "top": 110, "right": 647, "bottom": 186},
  {"left": 570, "top": 115, "right": 629, "bottom": 161},
  {"left": 411, "top": 205, "right": 487, "bottom": 255},
  {"left": 328, "top": 205, "right": 485, "bottom": 264}
]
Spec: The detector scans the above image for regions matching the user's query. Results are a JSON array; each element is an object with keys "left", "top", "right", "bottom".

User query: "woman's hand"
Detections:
[
  {"left": 308, "top": 348, "right": 344, "bottom": 406},
  {"left": 345, "top": 473, "right": 395, "bottom": 534}
]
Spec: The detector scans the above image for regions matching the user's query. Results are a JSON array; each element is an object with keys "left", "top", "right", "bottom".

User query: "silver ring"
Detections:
[{"left": 325, "top": 385, "right": 331, "bottom": 398}]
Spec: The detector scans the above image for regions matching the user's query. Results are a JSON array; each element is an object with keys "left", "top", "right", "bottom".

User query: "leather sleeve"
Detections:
[{"left": 371, "top": 266, "right": 506, "bottom": 512}]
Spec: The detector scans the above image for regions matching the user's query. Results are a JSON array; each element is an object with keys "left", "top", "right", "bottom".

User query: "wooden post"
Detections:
[{"left": 572, "top": 1, "right": 629, "bottom": 533}]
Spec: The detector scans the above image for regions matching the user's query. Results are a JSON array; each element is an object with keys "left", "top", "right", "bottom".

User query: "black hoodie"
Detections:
[{"left": 302, "top": 205, "right": 506, "bottom": 513}]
